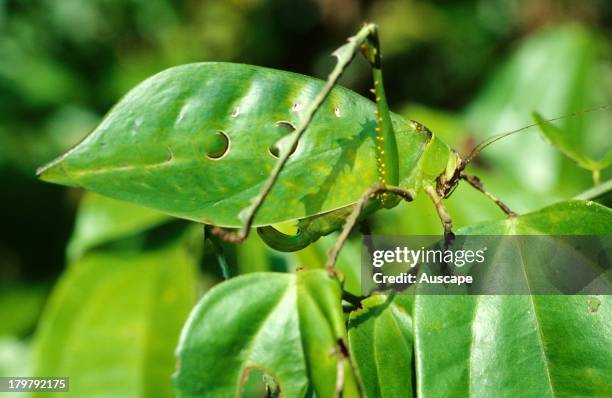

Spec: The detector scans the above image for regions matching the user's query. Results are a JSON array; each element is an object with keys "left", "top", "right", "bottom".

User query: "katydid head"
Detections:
[
  {"left": 436, "top": 103, "right": 612, "bottom": 199},
  {"left": 435, "top": 149, "right": 463, "bottom": 199}
]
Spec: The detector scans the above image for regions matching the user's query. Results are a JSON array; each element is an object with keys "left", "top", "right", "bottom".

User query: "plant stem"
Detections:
[{"left": 592, "top": 169, "right": 600, "bottom": 187}]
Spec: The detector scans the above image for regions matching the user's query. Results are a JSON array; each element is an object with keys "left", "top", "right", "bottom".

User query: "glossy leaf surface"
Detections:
[
  {"left": 458, "top": 200, "right": 612, "bottom": 235},
  {"left": 38, "top": 63, "right": 433, "bottom": 227},
  {"left": 174, "top": 270, "right": 352, "bottom": 398},
  {"left": 414, "top": 200, "right": 612, "bottom": 397},
  {"left": 348, "top": 295, "right": 414, "bottom": 398},
  {"left": 32, "top": 244, "right": 197, "bottom": 398}
]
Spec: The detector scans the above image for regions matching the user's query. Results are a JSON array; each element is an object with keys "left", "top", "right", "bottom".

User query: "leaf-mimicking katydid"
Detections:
[{"left": 38, "top": 23, "right": 566, "bottom": 267}]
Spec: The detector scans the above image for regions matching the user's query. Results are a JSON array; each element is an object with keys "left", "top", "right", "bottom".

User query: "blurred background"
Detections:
[{"left": 1, "top": 0, "right": 611, "bottom": 396}]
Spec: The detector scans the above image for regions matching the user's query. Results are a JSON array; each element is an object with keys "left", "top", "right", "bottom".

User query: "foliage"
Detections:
[{"left": 2, "top": 1, "right": 612, "bottom": 397}]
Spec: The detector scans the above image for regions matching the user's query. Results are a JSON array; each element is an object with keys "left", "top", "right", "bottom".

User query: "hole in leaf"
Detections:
[
  {"left": 205, "top": 130, "right": 230, "bottom": 160},
  {"left": 269, "top": 121, "right": 297, "bottom": 159}
]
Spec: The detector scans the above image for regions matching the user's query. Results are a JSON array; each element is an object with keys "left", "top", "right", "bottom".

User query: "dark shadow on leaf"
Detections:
[{"left": 299, "top": 120, "right": 377, "bottom": 216}]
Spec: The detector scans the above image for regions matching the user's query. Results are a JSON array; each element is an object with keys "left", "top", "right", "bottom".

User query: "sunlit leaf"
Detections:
[
  {"left": 32, "top": 243, "right": 198, "bottom": 398},
  {"left": 414, "top": 200, "right": 612, "bottom": 397},
  {"left": 0, "top": 337, "right": 31, "bottom": 377},
  {"left": 174, "top": 270, "right": 356, "bottom": 398},
  {"left": 37, "top": 63, "right": 428, "bottom": 227}
]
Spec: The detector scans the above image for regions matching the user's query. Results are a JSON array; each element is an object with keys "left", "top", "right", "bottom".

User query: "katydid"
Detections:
[{"left": 37, "top": 24, "right": 525, "bottom": 262}]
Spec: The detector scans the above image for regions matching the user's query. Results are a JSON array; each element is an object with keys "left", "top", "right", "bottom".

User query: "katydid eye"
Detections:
[
  {"left": 204, "top": 130, "right": 230, "bottom": 160},
  {"left": 269, "top": 121, "right": 297, "bottom": 159}
]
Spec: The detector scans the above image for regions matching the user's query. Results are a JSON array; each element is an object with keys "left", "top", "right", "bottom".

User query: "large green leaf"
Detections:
[
  {"left": 32, "top": 244, "right": 198, "bottom": 398},
  {"left": 67, "top": 192, "right": 170, "bottom": 260},
  {"left": 348, "top": 295, "right": 414, "bottom": 398},
  {"left": 174, "top": 270, "right": 357, "bottom": 398},
  {"left": 414, "top": 200, "right": 612, "bottom": 397},
  {"left": 37, "top": 62, "right": 434, "bottom": 227},
  {"left": 458, "top": 200, "right": 611, "bottom": 235}
]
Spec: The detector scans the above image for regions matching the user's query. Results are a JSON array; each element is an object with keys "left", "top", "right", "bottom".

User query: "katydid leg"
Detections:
[
  {"left": 460, "top": 174, "right": 517, "bottom": 216},
  {"left": 214, "top": 22, "right": 401, "bottom": 244},
  {"left": 326, "top": 183, "right": 415, "bottom": 271},
  {"left": 424, "top": 185, "right": 454, "bottom": 239}
]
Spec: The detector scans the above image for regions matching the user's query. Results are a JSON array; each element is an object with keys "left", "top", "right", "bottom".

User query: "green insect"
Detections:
[{"left": 37, "top": 23, "right": 515, "bottom": 266}]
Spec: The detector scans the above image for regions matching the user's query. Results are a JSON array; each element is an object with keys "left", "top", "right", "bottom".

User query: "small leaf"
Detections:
[
  {"left": 32, "top": 243, "right": 198, "bottom": 398},
  {"left": 599, "top": 149, "right": 612, "bottom": 169},
  {"left": 532, "top": 112, "right": 603, "bottom": 171},
  {"left": 174, "top": 270, "right": 350, "bottom": 398},
  {"left": 348, "top": 295, "right": 414, "bottom": 398},
  {"left": 414, "top": 200, "right": 612, "bottom": 397},
  {"left": 574, "top": 179, "right": 612, "bottom": 202}
]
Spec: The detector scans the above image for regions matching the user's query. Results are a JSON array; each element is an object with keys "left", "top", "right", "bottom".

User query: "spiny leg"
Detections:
[
  {"left": 214, "top": 22, "right": 399, "bottom": 244},
  {"left": 424, "top": 185, "right": 456, "bottom": 276},
  {"left": 424, "top": 185, "right": 454, "bottom": 240},
  {"left": 460, "top": 174, "right": 517, "bottom": 216},
  {"left": 362, "top": 28, "right": 400, "bottom": 204},
  {"left": 325, "top": 183, "right": 415, "bottom": 271}
]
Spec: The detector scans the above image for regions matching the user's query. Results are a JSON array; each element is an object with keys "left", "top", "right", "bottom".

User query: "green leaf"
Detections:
[
  {"left": 174, "top": 270, "right": 352, "bottom": 398},
  {"left": 0, "top": 284, "right": 47, "bottom": 337},
  {"left": 532, "top": 111, "right": 595, "bottom": 169},
  {"left": 574, "top": 178, "right": 612, "bottom": 203},
  {"left": 37, "top": 62, "right": 428, "bottom": 227},
  {"left": 532, "top": 112, "right": 602, "bottom": 170},
  {"left": 459, "top": 200, "right": 612, "bottom": 235},
  {"left": 0, "top": 337, "right": 31, "bottom": 377},
  {"left": 289, "top": 233, "right": 362, "bottom": 296},
  {"left": 415, "top": 295, "right": 612, "bottom": 397},
  {"left": 348, "top": 295, "right": 414, "bottom": 398},
  {"left": 599, "top": 149, "right": 612, "bottom": 169},
  {"left": 414, "top": 200, "right": 612, "bottom": 397},
  {"left": 67, "top": 192, "right": 170, "bottom": 260},
  {"left": 32, "top": 244, "right": 198, "bottom": 398}
]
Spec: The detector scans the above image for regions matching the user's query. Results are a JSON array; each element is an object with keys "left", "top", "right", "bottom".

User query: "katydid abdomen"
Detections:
[{"left": 37, "top": 62, "right": 452, "bottom": 228}]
